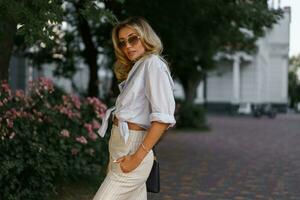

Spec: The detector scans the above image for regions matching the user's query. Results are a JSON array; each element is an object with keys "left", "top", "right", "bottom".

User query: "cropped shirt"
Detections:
[{"left": 97, "top": 54, "right": 176, "bottom": 143}]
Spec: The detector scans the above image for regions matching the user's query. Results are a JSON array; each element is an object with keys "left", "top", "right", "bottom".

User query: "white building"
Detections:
[{"left": 187, "top": 7, "right": 291, "bottom": 113}]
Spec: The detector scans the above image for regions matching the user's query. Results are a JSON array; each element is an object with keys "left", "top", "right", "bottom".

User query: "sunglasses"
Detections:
[{"left": 118, "top": 35, "right": 141, "bottom": 49}]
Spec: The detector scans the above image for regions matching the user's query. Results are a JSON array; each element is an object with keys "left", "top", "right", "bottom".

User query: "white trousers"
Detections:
[{"left": 93, "top": 124, "right": 154, "bottom": 200}]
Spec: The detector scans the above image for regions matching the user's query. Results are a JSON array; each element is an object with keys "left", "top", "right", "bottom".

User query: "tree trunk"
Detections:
[
  {"left": 181, "top": 78, "right": 202, "bottom": 104},
  {"left": 74, "top": 1, "right": 99, "bottom": 97},
  {"left": 0, "top": 17, "right": 17, "bottom": 82}
]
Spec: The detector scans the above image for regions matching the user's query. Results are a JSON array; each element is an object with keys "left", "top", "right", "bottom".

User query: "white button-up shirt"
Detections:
[{"left": 98, "top": 54, "right": 176, "bottom": 143}]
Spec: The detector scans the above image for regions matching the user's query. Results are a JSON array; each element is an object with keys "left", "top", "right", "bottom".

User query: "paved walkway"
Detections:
[{"left": 148, "top": 114, "right": 300, "bottom": 200}]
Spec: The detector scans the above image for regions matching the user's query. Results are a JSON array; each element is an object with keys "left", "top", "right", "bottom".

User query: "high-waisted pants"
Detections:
[{"left": 93, "top": 124, "right": 154, "bottom": 200}]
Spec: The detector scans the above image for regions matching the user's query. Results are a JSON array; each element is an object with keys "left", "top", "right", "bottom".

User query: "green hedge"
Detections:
[
  {"left": 174, "top": 99, "right": 208, "bottom": 130},
  {"left": 0, "top": 78, "right": 109, "bottom": 200}
]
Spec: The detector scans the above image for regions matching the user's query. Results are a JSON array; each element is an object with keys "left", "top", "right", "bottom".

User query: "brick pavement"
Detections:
[{"left": 148, "top": 114, "right": 300, "bottom": 200}]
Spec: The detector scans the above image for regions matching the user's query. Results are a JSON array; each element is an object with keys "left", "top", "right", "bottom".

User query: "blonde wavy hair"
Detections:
[{"left": 112, "top": 17, "right": 164, "bottom": 82}]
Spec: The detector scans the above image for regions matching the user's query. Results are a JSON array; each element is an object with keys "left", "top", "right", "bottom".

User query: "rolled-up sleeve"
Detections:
[{"left": 144, "top": 57, "right": 176, "bottom": 129}]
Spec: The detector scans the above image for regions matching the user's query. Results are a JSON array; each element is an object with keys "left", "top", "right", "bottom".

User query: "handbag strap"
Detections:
[{"left": 152, "top": 145, "right": 157, "bottom": 160}]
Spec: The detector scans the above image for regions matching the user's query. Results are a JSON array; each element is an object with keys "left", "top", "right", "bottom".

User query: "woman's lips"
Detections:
[{"left": 127, "top": 51, "right": 136, "bottom": 57}]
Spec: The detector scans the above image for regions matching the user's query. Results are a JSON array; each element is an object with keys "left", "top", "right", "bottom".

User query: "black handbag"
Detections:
[{"left": 146, "top": 148, "right": 160, "bottom": 193}]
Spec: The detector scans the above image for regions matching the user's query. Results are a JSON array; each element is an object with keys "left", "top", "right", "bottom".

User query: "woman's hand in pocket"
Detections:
[{"left": 114, "top": 154, "right": 142, "bottom": 173}]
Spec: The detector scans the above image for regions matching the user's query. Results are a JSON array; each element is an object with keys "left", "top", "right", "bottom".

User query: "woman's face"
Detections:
[{"left": 118, "top": 26, "right": 146, "bottom": 61}]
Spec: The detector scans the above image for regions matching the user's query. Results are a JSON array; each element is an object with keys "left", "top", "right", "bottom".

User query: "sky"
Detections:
[{"left": 280, "top": 0, "right": 300, "bottom": 57}]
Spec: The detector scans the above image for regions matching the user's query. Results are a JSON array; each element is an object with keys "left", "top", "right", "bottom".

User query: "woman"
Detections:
[{"left": 93, "top": 17, "right": 176, "bottom": 200}]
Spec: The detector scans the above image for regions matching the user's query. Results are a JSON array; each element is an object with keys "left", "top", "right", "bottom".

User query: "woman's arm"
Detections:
[
  {"left": 135, "top": 121, "right": 169, "bottom": 160},
  {"left": 115, "top": 121, "right": 168, "bottom": 173}
]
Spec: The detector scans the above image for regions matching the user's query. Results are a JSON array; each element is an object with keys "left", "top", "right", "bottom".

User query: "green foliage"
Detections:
[
  {"left": 174, "top": 99, "right": 208, "bottom": 130},
  {"left": 41, "top": 0, "right": 117, "bottom": 80},
  {"left": 0, "top": 0, "right": 64, "bottom": 45},
  {"left": 288, "top": 55, "right": 300, "bottom": 108},
  {"left": 0, "top": 78, "right": 109, "bottom": 200},
  {"left": 289, "top": 54, "right": 300, "bottom": 72},
  {"left": 288, "top": 71, "right": 300, "bottom": 108},
  {"left": 1, "top": 0, "right": 122, "bottom": 96}
]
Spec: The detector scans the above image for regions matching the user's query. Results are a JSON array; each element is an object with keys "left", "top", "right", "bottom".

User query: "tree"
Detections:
[
  {"left": 28, "top": 0, "right": 123, "bottom": 97},
  {"left": 0, "top": 0, "right": 63, "bottom": 82},
  {"left": 289, "top": 54, "right": 300, "bottom": 72},
  {"left": 122, "top": 0, "right": 282, "bottom": 103},
  {"left": 0, "top": 0, "right": 123, "bottom": 97},
  {"left": 288, "top": 54, "right": 300, "bottom": 108}
]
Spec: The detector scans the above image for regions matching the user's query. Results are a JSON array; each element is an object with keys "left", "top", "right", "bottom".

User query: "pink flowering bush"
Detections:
[{"left": 0, "top": 78, "right": 109, "bottom": 200}]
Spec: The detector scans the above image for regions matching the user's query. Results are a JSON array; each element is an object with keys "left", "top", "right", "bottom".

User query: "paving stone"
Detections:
[{"left": 148, "top": 114, "right": 300, "bottom": 200}]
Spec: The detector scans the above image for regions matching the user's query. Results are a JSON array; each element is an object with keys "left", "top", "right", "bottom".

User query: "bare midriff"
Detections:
[{"left": 113, "top": 116, "right": 147, "bottom": 131}]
